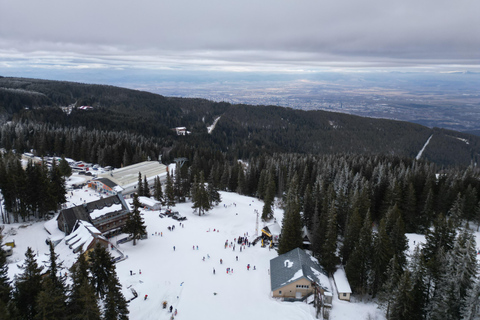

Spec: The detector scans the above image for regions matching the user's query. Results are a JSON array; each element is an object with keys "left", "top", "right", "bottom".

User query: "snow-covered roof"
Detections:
[
  {"left": 270, "top": 248, "right": 330, "bottom": 292},
  {"left": 138, "top": 196, "right": 161, "bottom": 207},
  {"left": 90, "top": 203, "right": 123, "bottom": 219},
  {"left": 44, "top": 215, "right": 65, "bottom": 242},
  {"left": 333, "top": 266, "right": 352, "bottom": 294},
  {"left": 64, "top": 220, "right": 107, "bottom": 253},
  {"left": 262, "top": 222, "right": 281, "bottom": 236},
  {"left": 97, "top": 161, "right": 167, "bottom": 188}
]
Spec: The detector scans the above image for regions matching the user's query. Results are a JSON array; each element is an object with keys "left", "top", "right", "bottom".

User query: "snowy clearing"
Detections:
[{"left": 3, "top": 181, "right": 390, "bottom": 320}]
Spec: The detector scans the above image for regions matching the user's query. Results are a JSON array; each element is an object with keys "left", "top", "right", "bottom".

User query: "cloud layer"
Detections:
[{"left": 1, "top": 0, "right": 479, "bottom": 72}]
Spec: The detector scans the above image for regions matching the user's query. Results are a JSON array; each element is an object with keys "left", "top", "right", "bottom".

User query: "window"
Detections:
[
  {"left": 343, "top": 293, "right": 347, "bottom": 297},
  {"left": 278, "top": 291, "right": 282, "bottom": 295},
  {"left": 296, "top": 285, "right": 309, "bottom": 289}
]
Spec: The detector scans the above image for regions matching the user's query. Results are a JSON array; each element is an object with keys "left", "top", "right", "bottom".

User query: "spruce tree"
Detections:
[
  {"left": 48, "top": 159, "right": 67, "bottom": 212},
  {"left": 104, "top": 274, "right": 129, "bottom": 320},
  {"left": 207, "top": 170, "right": 221, "bottom": 206},
  {"left": 137, "top": 172, "right": 144, "bottom": 197},
  {"left": 389, "top": 270, "right": 415, "bottom": 320},
  {"left": 341, "top": 207, "right": 362, "bottom": 265},
  {"left": 378, "top": 255, "right": 402, "bottom": 318},
  {"left": 58, "top": 156, "right": 72, "bottom": 178},
  {"left": 0, "top": 235, "right": 12, "bottom": 318},
  {"left": 321, "top": 203, "right": 339, "bottom": 275},
  {"left": 13, "top": 247, "right": 43, "bottom": 320},
  {"left": 278, "top": 175, "right": 303, "bottom": 255},
  {"left": 88, "top": 244, "right": 129, "bottom": 320},
  {"left": 143, "top": 176, "right": 151, "bottom": 198},
  {"left": 345, "top": 211, "right": 373, "bottom": 295},
  {"left": 261, "top": 174, "right": 276, "bottom": 222},
  {"left": 191, "top": 172, "right": 211, "bottom": 216},
  {"left": 302, "top": 184, "right": 315, "bottom": 230},
  {"left": 67, "top": 252, "right": 101, "bottom": 320},
  {"left": 35, "top": 243, "right": 67, "bottom": 320},
  {"left": 165, "top": 171, "right": 175, "bottom": 208},
  {"left": 88, "top": 244, "right": 114, "bottom": 298},
  {"left": 371, "top": 218, "right": 393, "bottom": 297},
  {"left": 124, "top": 193, "right": 147, "bottom": 245},
  {"left": 153, "top": 176, "right": 164, "bottom": 205}
]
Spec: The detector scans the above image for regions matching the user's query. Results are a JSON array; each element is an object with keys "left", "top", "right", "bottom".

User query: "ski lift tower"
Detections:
[
  {"left": 174, "top": 157, "right": 188, "bottom": 168},
  {"left": 254, "top": 209, "right": 259, "bottom": 237}
]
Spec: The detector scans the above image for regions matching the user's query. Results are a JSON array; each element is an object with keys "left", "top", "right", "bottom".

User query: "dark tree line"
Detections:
[
  {"left": 0, "top": 152, "right": 68, "bottom": 223},
  {"left": 2, "top": 77, "right": 480, "bottom": 167},
  {"left": 0, "top": 241, "right": 128, "bottom": 320}
]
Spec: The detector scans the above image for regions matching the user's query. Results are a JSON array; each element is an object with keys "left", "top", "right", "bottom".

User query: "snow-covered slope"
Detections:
[{"left": 3, "top": 186, "right": 386, "bottom": 319}]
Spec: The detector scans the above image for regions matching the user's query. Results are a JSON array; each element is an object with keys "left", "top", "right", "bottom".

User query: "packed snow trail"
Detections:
[
  {"left": 207, "top": 116, "right": 221, "bottom": 134},
  {"left": 416, "top": 134, "right": 433, "bottom": 160}
]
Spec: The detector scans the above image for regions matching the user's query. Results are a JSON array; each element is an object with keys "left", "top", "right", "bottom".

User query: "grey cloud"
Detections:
[{"left": 0, "top": 0, "right": 479, "bottom": 71}]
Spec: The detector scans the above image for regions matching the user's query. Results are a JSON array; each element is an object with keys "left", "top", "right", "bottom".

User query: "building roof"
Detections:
[
  {"left": 58, "top": 194, "right": 129, "bottom": 232},
  {"left": 138, "top": 196, "right": 161, "bottom": 207},
  {"left": 262, "top": 222, "right": 281, "bottom": 237},
  {"left": 270, "top": 248, "right": 330, "bottom": 292},
  {"left": 97, "top": 161, "right": 167, "bottom": 190},
  {"left": 64, "top": 220, "right": 107, "bottom": 253},
  {"left": 96, "top": 177, "right": 118, "bottom": 189},
  {"left": 333, "top": 266, "right": 352, "bottom": 293}
]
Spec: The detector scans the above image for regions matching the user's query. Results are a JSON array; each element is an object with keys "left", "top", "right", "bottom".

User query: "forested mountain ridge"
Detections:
[{"left": 1, "top": 76, "right": 479, "bottom": 166}]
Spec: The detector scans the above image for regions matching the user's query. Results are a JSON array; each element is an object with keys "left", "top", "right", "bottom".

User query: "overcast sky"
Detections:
[{"left": 1, "top": 0, "right": 479, "bottom": 76}]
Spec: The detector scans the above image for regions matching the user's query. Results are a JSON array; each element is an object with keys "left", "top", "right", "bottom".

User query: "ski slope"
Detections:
[{"left": 2, "top": 184, "right": 386, "bottom": 319}]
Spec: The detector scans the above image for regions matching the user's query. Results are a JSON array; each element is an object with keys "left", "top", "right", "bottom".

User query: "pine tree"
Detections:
[
  {"left": 408, "top": 246, "right": 428, "bottom": 320},
  {"left": 165, "top": 171, "right": 175, "bottom": 208},
  {"left": 389, "top": 215, "right": 408, "bottom": 270},
  {"left": 88, "top": 244, "right": 114, "bottom": 298},
  {"left": 371, "top": 218, "right": 393, "bottom": 297},
  {"left": 35, "top": 243, "right": 67, "bottom": 320},
  {"left": 278, "top": 175, "right": 303, "bottom": 255},
  {"left": 321, "top": 203, "right": 339, "bottom": 275},
  {"left": 153, "top": 176, "right": 164, "bottom": 205},
  {"left": 49, "top": 159, "right": 67, "bottom": 212},
  {"left": 207, "top": 170, "right": 221, "bottom": 206},
  {"left": 378, "top": 255, "right": 402, "bottom": 318},
  {"left": 137, "top": 172, "right": 144, "bottom": 197},
  {"left": 88, "top": 244, "right": 129, "bottom": 320},
  {"left": 422, "top": 213, "right": 456, "bottom": 295},
  {"left": 341, "top": 207, "right": 362, "bottom": 265},
  {"left": 123, "top": 193, "right": 147, "bottom": 245},
  {"left": 345, "top": 211, "right": 373, "bottom": 295},
  {"left": 191, "top": 172, "right": 211, "bottom": 216},
  {"left": 67, "top": 252, "right": 101, "bottom": 320},
  {"left": 389, "top": 270, "right": 415, "bottom": 320},
  {"left": 461, "top": 279, "right": 480, "bottom": 320},
  {"left": 58, "top": 156, "right": 72, "bottom": 178},
  {"left": 0, "top": 235, "right": 12, "bottom": 318},
  {"left": 13, "top": 247, "right": 43, "bottom": 320},
  {"left": 143, "top": 176, "right": 151, "bottom": 198},
  {"left": 429, "top": 228, "right": 477, "bottom": 320},
  {"left": 302, "top": 184, "right": 315, "bottom": 230},
  {"left": 103, "top": 274, "right": 129, "bottom": 320}
]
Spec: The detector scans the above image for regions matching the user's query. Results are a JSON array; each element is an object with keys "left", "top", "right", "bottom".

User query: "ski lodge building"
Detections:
[
  {"left": 270, "top": 248, "right": 331, "bottom": 300},
  {"left": 57, "top": 194, "right": 130, "bottom": 237},
  {"left": 91, "top": 161, "right": 168, "bottom": 198}
]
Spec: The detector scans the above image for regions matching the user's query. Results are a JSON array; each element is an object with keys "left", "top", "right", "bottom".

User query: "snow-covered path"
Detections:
[
  {"left": 207, "top": 116, "right": 221, "bottom": 134},
  {"left": 416, "top": 134, "right": 433, "bottom": 160}
]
